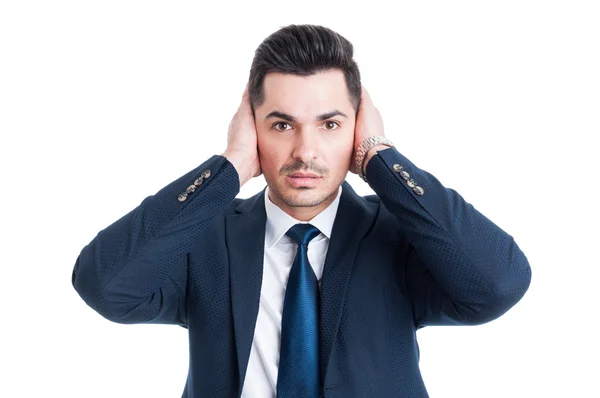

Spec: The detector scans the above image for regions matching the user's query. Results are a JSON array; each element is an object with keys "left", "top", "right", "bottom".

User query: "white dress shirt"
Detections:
[{"left": 240, "top": 184, "right": 343, "bottom": 398}]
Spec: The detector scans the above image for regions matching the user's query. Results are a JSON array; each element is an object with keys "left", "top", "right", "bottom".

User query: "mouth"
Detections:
[
  {"left": 286, "top": 173, "right": 322, "bottom": 187},
  {"left": 288, "top": 173, "right": 320, "bottom": 178}
]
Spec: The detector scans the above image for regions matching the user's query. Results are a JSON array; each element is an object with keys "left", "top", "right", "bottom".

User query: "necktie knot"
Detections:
[{"left": 286, "top": 223, "right": 321, "bottom": 247}]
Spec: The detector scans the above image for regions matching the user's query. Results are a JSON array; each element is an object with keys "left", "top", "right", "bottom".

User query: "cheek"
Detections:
[
  {"left": 326, "top": 136, "right": 354, "bottom": 166},
  {"left": 258, "top": 134, "right": 284, "bottom": 176}
]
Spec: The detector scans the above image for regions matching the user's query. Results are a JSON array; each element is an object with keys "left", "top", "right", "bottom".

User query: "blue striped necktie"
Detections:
[{"left": 277, "top": 223, "right": 321, "bottom": 398}]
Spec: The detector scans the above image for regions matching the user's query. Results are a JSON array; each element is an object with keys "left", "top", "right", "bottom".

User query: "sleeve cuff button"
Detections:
[{"left": 413, "top": 186, "right": 424, "bottom": 195}]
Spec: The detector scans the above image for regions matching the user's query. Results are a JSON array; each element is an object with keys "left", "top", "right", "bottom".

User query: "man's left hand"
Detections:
[{"left": 350, "top": 85, "right": 389, "bottom": 174}]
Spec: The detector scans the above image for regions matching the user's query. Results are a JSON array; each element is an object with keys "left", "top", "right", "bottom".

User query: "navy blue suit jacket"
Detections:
[{"left": 72, "top": 147, "right": 531, "bottom": 397}]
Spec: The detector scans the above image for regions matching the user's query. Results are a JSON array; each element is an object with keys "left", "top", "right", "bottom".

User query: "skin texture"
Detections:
[{"left": 222, "top": 69, "right": 388, "bottom": 221}]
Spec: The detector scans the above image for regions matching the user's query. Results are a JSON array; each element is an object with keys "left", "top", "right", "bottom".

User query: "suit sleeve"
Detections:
[
  {"left": 365, "top": 147, "right": 532, "bottom": 328},
  {"left": 71, "top": 154, "right": 240, "bottom": 326}
]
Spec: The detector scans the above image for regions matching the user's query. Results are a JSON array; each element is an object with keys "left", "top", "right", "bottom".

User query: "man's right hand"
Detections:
[{"left": 221, "top": 82, "right": 262, "bottom": 187}]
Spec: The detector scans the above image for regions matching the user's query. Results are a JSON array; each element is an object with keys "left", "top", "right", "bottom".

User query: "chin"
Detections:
[
  {"left": 280, "top": 188, "right": 318, "bottom": 207},
  {"left": 282, "top": 182, "right": 339, "bottom": 208}
]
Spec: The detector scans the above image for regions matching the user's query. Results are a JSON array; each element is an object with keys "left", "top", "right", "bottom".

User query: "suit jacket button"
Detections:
[
  {"left": 406, "top": 178, "right": 417, "bottom": 188},
  {"left": 201, "top": 169, "right": 211, "bottom": 178},
  {"left": 413, "top": 186, "right": 424, "bottom": 195},
  {"left": 393, "top": 164, "right": 403, "bottom": 172},
  {"left": 194, "top": 177, "right": 204, "bottom": 186},
  {"left": 177, "top": 192, "right": 188, "bottom": 202},
  {"left": 186, "top": 185, "right": 196, "bottom": 194},
  {"left": 399, "top": 170, "right": 410, "bottom": 180}
]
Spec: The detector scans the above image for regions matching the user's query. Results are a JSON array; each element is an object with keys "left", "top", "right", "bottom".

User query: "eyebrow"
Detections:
[{"left": 264, "top": 110, "right": 348, "bottom": 123}]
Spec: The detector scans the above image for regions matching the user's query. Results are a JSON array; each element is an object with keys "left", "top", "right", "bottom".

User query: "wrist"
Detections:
[
  {"left": 362, "top": 144, "right": 391, "bottom": 172},
  {"left": 355, "top": 136, "right": 395, "bottom": 182},
  {"left": 221, "top": 150, "right": 252, "bottom": 186}
]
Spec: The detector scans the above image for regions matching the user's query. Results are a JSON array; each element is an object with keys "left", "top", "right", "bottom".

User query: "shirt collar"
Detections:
[{"left": 264, "top": 184, "right": 343, "bottom": 249}]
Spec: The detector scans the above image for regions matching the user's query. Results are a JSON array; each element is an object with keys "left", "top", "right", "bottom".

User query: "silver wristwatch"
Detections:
[{"left": 355, "top": 136, "right": 395, "bottom": 182}]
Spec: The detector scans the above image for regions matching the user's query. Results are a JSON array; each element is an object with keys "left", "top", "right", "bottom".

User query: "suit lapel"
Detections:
[
  {"left": 226, "top": 187, "right": 267, "bottom": 396},
  {"left": 319, "top": 181, "right": 377, "bottom": 384}
]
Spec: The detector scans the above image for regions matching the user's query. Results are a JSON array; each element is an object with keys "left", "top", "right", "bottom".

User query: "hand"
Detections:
[
  {"left": 221, "top": 82, "right": 262, "bottom": 186},
  {"left": 350, "top": 85, "right": 388, "bottom": 174}
]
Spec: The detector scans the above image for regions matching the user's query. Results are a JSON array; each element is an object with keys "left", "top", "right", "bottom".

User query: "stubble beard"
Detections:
[{"left": 269, "top": 178, "right": 338, "bottom": 209}]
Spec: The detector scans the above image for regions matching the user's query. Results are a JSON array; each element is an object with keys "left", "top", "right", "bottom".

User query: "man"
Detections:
[{"left": 72, "top": 24, "right": 532, "bottom": 397}]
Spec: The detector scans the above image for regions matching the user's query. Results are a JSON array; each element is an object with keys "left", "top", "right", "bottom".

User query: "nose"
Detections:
[{"left": 291, "top": 128, "right": 318, "bottom": 164}]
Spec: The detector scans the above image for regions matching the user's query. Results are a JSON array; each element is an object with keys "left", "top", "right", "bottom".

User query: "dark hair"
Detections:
[{"left": 248, "top": 24, "right": 361, "bottom": 118}]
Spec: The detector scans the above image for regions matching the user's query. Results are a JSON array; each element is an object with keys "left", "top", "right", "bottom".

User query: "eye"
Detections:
[
  {"left": 272, "top": 122, "right": 292, "bottom": 132},
  {"left": 323, "top": 121, "right": 340, "bottom": 131}
]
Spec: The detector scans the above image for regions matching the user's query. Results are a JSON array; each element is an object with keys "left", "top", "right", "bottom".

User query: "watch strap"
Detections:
[{"left": 355, "top": 136, "right": 395, "bottom": 182}]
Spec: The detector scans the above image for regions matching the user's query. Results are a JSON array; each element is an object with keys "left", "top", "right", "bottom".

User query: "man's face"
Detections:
[{"left": 255, "top": 69, "right": 356, "bottom": 212}]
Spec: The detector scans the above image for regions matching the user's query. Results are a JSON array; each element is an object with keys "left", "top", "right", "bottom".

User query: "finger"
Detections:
[
  {"left": 356, "top": 85, "right": 368, "bottom": 113},
  {"left": 240, "top": 82, "right": 254, "bottom": 116},
  {"left": 361, "top": 85, "right": 373, "bottom": 107},
  {"left": 239, "top": 82, "right": 249, "bottom": 105},
  {"left": 241, "top": 82, "right": 249, "bottom": 103}
]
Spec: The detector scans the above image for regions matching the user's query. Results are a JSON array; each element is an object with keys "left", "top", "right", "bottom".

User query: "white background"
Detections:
[{"left": 1, "top": 1, "right": 599, "bottom": 397}]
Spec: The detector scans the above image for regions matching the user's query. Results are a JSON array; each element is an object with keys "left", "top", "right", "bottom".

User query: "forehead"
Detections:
[{"left": 260, "top": 70, "right": 352, "bottom": 118}]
